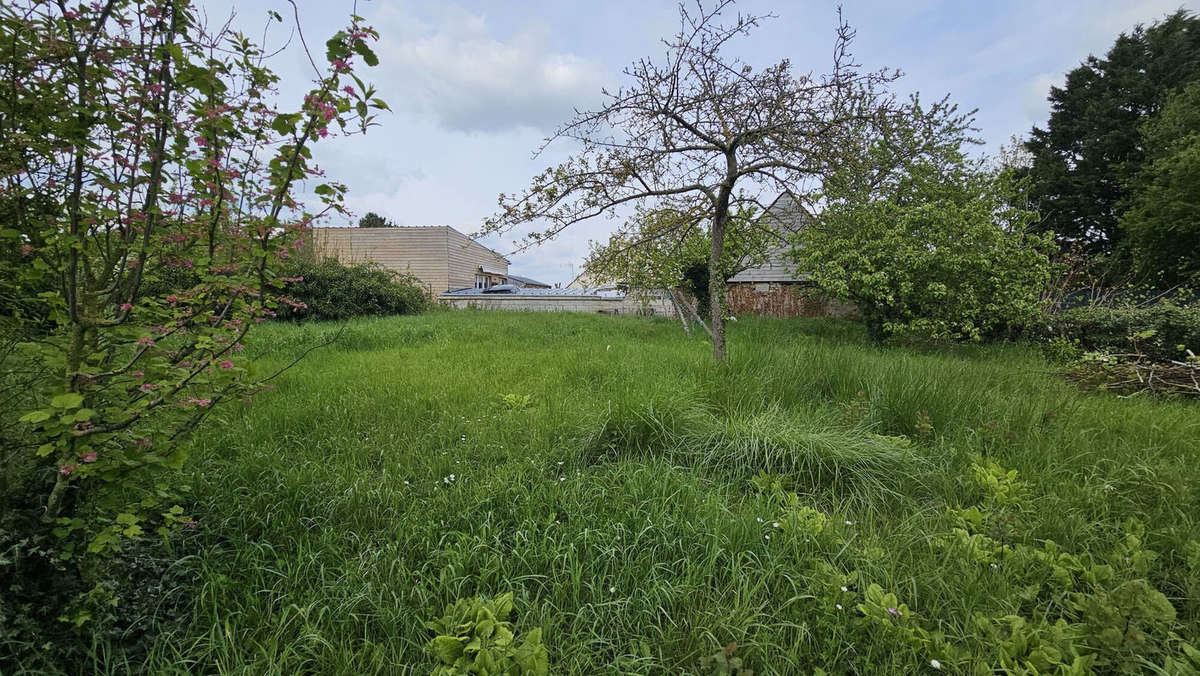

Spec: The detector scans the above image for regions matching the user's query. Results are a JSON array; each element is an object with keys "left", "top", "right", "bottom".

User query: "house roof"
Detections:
[
  {"left": 726, "top": 192, "right": 811, "bottom": 284},
  {"left": 312, "top": 225, "right": 511, "bottom": 264},
  {"left": 507, "top": 273, "right": 551, "bottom": 287}
]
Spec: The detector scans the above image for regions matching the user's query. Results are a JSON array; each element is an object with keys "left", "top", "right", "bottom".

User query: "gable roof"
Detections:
[{"left": 726, "top": 192, "right": 811, "bottom": 284}]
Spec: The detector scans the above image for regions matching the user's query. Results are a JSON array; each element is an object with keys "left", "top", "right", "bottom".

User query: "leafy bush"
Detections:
[
  {"left": 424, "top": 592, "right": 548, "bottom": 675},
  {"left": 280, "top": 258, "right": 431, "bottom": 321},
  {"left": 1045, "top": 303, "right": 1200, "bottom": 362},
  {"left": 794, "top": 111, "right": 1055, "bottom": 343}
]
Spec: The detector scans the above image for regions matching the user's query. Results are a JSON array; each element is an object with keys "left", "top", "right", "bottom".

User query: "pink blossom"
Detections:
[
  {"left": 132, "top": 370, "right": 144, "bottom": 378},
  {"left": 120, "top": 302, "right": 133, "bottom": 311},
  {"left": 219, "top": 360, "right": 234, "bottom": 369},
  {"left": 343, "top": 86, "right": 355, "bottom": 96},
  {"left": 332, "top": 58, "right": 350, "bottom": 72},
  {"left": 317, "top": 126, "right": 329, "bottom": 138},
  {"left": 233, "top": 343, "right": 245, "bottom": 352},
  {"left": 79, "top": 451, "right": 97, "bottom": 463},
  {"left": 60, "top": 464, "right": 77, "bottom": 475},
  {"left": 20, "top": 244, "right": 34, "bottom": 256},
  {"left": 185, "top": 519, "right": 198, "bottom": 528},
  {"left": 139, "top": 383, "right": 155, "bottom": 392},
  {"left": 137, "top": 336, "right": 155, "bottom": 346},
  {"left": 166, "top": 295, "right": 179, "bottom": 304}
]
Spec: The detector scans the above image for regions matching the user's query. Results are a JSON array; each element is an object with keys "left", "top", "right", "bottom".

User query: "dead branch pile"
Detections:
[{"left": 1066, "top": 352, "right": 1200, "bottom": 398}]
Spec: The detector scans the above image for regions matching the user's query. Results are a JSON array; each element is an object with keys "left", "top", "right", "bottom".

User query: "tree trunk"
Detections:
[
  {"left": 709, "top": 206, "right": 728, "bottom": 360},
  {"left": 668, "top": 288, "right": 692, "bottom": 337},
  {"left": 863, "top": 307, "right": 888, "bottom": 345}
]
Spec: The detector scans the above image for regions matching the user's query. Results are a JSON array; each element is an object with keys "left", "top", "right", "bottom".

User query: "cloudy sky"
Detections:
[{"left": 200, "top": 0, "right": 1196, "bottom": 285}]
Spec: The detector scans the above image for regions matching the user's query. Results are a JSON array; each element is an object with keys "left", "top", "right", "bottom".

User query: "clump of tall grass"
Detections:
[{"left": 580, "top": 401, "right": 924, "bottom": 503}]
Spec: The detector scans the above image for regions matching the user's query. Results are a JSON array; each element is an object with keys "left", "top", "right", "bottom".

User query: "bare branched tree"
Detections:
[{"left": 484, "top": 0, "right": 910, "bottom": 358}]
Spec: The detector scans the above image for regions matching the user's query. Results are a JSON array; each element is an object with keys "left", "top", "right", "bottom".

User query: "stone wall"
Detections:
[{"left": 441, "top": 294, "right": 676, "bottom": 316}]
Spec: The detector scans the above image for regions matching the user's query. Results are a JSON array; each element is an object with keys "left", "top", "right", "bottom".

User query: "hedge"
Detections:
[
  {"left": 1045, "top": 303, "right": 1200, "bottom": 362},
  {"left": 279, "top": 258, "right": 431, "bottom": 321}
]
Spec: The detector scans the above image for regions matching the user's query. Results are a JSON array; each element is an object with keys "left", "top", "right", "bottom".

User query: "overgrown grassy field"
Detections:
[{"left": 116, "top": 312, "right": 1197, "bottom": 673}]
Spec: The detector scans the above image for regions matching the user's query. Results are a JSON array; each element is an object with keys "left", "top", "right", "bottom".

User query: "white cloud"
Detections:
[{"left": 372, "top": 4, "right": 608, "bottom": 133}]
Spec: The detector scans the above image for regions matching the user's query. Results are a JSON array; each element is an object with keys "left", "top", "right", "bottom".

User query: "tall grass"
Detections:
[{"left": 58, "top": 312, "right": 1199, "bottom": 673}]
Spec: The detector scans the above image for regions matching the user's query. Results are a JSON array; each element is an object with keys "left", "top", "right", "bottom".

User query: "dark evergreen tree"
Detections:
[
  {"left": 358, "top": 211, "right": 395, "bottom": 228},
  {"left": 1120, "top": 81, "right": 1200, "bottom": 287},
  {"left": 1022, "top": 11, "right": 1200, "bottom": 259}
]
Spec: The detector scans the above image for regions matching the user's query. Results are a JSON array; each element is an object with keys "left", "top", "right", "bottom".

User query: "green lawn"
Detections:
[{"left": 127, "top": 311, "right": 1197, "bottom": 674}]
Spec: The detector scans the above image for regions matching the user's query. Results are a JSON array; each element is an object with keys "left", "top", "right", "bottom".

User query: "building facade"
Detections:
[{"left": 311, "top": 226, "right": 510, "bottom": 294}]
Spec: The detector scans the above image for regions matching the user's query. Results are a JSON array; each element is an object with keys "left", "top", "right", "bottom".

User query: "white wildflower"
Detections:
[
  {"left": 930, "top": 659, "right": 942, "bottom": 670},
  {"left": 836, "top": 603, "right": 843, "bottom": 611}
]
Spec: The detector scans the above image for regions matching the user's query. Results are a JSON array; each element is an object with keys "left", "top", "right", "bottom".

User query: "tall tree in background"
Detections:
[
  {"left": 1119, "top": 81, "right": 1200, "bottom": 287},
  {"left": 358, "top": 211, "right": 395, "bottom": 228},
  {"left": 1022, "top": 10, "right": 1200, "bottom": 260},
  {"left": 485, "top": 1, "right": 917, "bottom": 360}
]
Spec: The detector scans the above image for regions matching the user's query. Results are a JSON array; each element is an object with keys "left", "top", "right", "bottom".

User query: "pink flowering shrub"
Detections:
[{"left": 3, "top": 0, "right": 387, "bottom": 559}]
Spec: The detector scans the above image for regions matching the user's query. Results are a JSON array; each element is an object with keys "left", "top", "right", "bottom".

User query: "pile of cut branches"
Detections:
[{"left": 1066, "top": 351, "right": 1200, "bottom": 398}]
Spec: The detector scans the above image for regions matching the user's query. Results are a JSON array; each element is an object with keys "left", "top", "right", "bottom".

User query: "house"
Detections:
[
  {"left": 311, "top": 226, "right": 510, "bottom": 294},
  {"left": 725, "top": 193, "right": 855, "bottom": 318},
  {"left": 507, "top": 274, "right": 552, "bottom": 289}
]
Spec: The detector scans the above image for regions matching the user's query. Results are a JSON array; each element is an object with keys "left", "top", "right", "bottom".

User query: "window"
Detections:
[{"left": 475, "top": 274, "right": 487, "bottom": 289}]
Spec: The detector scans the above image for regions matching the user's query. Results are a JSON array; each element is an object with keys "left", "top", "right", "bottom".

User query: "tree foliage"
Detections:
[
  {"left": 1021, "top": 10, "right": 1200, "bottom": 259},
  {"left": 357, "top": 211, "right": 395, "bottom": 228},
  {"left": 485, "top": 0, "right": 918, "bottom": 359},
  {"left": 0, "top": 0, "right": 386, "bottom": 558},
  {"left": 795, "top": 111, "right": 1055, "bottom": 343},
  {"left": 1119, "top": 80, "right": 1200, "bottom": 287},
  {"left": 583, "top": 206, "right": 764, "bottom": 292}
]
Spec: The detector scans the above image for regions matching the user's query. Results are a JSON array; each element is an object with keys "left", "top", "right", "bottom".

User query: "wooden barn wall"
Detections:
[{"left": 726, "top": 282, "right": 856, "bottom": 319}]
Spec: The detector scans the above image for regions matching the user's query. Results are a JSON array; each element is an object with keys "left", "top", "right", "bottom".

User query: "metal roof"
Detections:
[{"left": 507, "top": 273, "right": 551, "bottom": 287}]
